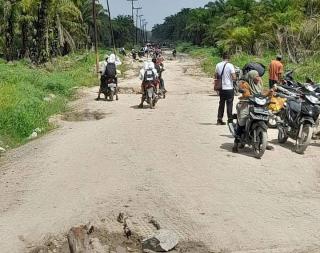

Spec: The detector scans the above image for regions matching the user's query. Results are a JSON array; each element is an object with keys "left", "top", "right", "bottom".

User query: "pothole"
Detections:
[
  {"left": 28, "top": 228, "right": 216, "bottom": 253},
  {"left": 118, "top": 87, "right": 140, "bottom": 94},
  {"left": 62, "top": 109, "right": 109, "bottom": 122}
]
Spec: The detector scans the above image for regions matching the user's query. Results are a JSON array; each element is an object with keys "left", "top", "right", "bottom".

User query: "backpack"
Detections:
[
  {"left": 104, "top": 63, "right": 116, "bottom": 78},
  {"left": 144, "top": 68, "right": 156, "bottom": 82},
  {"left": 242, "top": 62, "right": 266, "bottom": 77}
]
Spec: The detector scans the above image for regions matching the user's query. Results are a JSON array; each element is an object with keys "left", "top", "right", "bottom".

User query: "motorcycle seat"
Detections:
[{"left": 288, "top": 99, "right": 301, "bottom": 113}]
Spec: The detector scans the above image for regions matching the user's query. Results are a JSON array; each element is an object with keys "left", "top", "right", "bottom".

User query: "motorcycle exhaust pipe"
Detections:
[
  {"left": 298, "top": 124, "right": 304, "bottom": 139},
  {"left": 228, "top": 122, "right": 236, "bottom": 137}
]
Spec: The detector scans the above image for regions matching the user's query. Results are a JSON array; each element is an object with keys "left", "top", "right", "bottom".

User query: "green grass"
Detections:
[
  {"left": 177, "top": 42, "right": 320, "bottom": 85},
  {"left": 0, "top": 50, "right": 125, "bottom": 148}
]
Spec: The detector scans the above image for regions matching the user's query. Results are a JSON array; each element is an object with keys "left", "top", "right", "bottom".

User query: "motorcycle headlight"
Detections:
[
  {"left": 306, "top": 95, "right": 319, "bottom": 104},
  {"left": 255, "top": 97, "right": 267, "bottom": 105},
  {"left": 305, "top": 84, "right": 316, "bottom": 92}
]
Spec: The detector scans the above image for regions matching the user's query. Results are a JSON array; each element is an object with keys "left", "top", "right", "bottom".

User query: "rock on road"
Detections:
[{"left": 0, "top": 55, "right": 320, "bottom": 253}]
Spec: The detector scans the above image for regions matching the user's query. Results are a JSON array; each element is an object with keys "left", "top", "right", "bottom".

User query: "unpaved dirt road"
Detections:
[{"left": 1, "top": 54, "right": 320, "bottom": 253}]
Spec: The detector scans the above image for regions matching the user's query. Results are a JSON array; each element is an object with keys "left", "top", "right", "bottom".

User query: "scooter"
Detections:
[{"left": 229, "top": 94, "right": 270, "bottom": 159}]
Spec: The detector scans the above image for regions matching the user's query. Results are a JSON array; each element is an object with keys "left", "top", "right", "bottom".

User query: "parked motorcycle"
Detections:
[
  {"left": 276, "top": 85, "right": 320, "bottom": 154},
  {"left": 229, "top": 94, "right": 270, "bottom": 159}
]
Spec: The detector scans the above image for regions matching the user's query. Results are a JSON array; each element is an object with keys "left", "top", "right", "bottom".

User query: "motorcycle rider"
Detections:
[
  {"left": 233, "top": 70, "right": 274, "bottom": 152},
  {"left": 131, "top": 49, "right": 137, "bottom": 60},
  {"left": 138, "top": 61, "right": 159, "bottom": 108},
  {"left": 96, "top": 53, "right": 122, "bottom": 100},
  {"left": 172, "top": 48, "right": 177, "bottom": 58},
  {"left": 119, "top": 47, "right": 126, "bottom": 56},
  {"left": 152, "top": 57, "right": 166, "bottom": 93}
]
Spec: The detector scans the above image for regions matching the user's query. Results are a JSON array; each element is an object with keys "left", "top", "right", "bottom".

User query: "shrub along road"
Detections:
[{"left": 0, "top": 54, "right": 320, "bottom": 253}]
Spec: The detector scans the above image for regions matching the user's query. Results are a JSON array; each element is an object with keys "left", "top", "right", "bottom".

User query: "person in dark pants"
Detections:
[{"left": 215, "top": 53, "right": 237, "bottom": 125}]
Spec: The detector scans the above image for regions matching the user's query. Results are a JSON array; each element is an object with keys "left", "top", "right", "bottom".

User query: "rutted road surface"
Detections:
[{"left": 0, "top": 55, "right": 320, "bottom": 253}]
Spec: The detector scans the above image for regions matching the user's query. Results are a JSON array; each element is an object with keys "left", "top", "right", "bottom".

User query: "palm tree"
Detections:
[
  {"left": 19, "top": 0, "right": 38, "bottom": 58},
  {"left": 36, "top": 0, "right": 51, "bottom": 63},
  {"left": 3, "top": 0, "right": 18, "bottom": 61},
  {"left": 50, "top": 0, "right": 85, "bottom": 54}
]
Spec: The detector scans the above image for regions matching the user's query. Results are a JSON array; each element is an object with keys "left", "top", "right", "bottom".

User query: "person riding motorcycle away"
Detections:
[
  {"left": 119, "top": 47, "right": 126, "bottom": 56},
  {"left": 138, "top": 61, "right": 159, "bottom": 108},
  {"left": 96, "top": 53, "right": 122, "bottom": 100},
  {"left": 152, "top": 57, "right": 166, "bottom": 93},
  {"left": 233, "top": 70, "right": 274, "bottom": 152},
  {"left": 172, "top": 48, "right": 177, "bottom": 58},
  {"left": 131, "top": 49, "right": 137, "bottom": 60}
]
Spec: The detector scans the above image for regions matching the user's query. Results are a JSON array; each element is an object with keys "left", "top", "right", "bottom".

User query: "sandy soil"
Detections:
[{"left": 0, "top": 54, "right": 320, "bottom": 253}]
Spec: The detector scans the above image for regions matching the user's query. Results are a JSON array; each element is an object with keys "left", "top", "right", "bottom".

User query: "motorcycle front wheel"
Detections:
[
  {"left": 253, "top": 127, "right": 267, "bottom": 159},
  {"left": 295, "top": 124, "right": 312, "bottom": 154},
  {"left": 268, "top": 113, "right": 278, "bottom": 129}
]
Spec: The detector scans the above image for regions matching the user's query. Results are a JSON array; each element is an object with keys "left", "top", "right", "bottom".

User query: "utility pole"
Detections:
[
  {"left": 142, "top": 19, "right": 146, "bottom": 44},
  {"left": 92, "top": 0, "right": 99, "bottom": 75},
  {"left": 133, "top": 7, "right": 142, "bottom": 45},
  {"left": 144, "top": 22, "right": 148, "bottom": 43},
  {"left": 126, "top": 0, "right": 138, "bottom": 24},
  {"left": 106, "top": 0, "right": 116, "bottom": 53},
  {"left": 138, "top": 14, "right": 143, "bottom": 44},
  {"left": 127, "top": 0, "right": 138, "bottom": 45}
]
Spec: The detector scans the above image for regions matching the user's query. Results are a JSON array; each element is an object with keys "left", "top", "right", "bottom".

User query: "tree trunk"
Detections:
[
  {"left": 4, "top": 0, "right": 15, "bottom": 61},
  {"left": 36, "top": 0, "right": 51, "bottom": 63},
  {"left": 21, "top": 19, "right": 28, "bottom": 58}
]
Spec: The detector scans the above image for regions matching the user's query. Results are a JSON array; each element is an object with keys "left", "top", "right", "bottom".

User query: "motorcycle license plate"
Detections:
[
  {"left": 147, "top": 88, "right": 154, "bottom": 98},
  {"left": 254, "top": 108, "right": 268, "bottom": 114},
  {"left": 108, "top": 83, "right": 117, "bottom": 88}
]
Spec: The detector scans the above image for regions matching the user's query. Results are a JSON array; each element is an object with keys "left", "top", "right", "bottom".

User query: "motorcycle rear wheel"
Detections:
[
  {"left": 278, "top": 127, "right": 288, "bottom": 144},
  {"left": 295, "top": 124, "right": 312, "bottom": 154},
  {"left": 149, "top": 97, "right": 154, "bottom": 109},
  {"left": 109, "top": 91, "right": 114, "bottom": 101},
  {"left": 253, "top": 128, "right": 267, "bottom": 159}
]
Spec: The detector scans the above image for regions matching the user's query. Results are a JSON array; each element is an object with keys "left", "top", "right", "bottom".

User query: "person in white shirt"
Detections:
[
  {"left": 138, "top": 61, "right": 159, "bottom": 108},
  {"left": 96, "top": 53, "right": 122, "bottom": 100},
  {"left": 214, "top": 52, "right": 236, "bottom": 125}
]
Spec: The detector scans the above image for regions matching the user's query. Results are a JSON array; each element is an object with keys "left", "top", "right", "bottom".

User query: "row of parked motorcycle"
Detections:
[{"left": 229, "top": 67, "right": 320, "bottom": 159}]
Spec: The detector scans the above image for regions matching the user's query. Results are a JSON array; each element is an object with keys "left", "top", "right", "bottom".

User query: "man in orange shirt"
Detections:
[{"left": 269, "top": 55, "right": 284, "bottom": 88}]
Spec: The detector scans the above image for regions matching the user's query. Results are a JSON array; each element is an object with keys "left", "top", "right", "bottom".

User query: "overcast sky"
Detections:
[{"left": 105, "top": 0, "right": 210, "bottom": 30}]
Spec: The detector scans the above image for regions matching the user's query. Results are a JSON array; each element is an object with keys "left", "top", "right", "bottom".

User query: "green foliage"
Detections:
[
  {"left": 152, "top": 0, "right": 319, "bottom": 62},
  {"left": 0, "top": 0, "right": 137, "bottom": 61},
  {"left": 179, "top": 44, "right": 320, "bottom": 86},
  {"left": 0, "top": 53, "right": 98, "bottom": 146}
]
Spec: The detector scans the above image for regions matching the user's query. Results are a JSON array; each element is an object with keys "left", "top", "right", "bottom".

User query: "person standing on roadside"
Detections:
[
  {"left": 215, "top": 52, "right": 236, "bottom": 125},
  {"left": 268, "top": 54, "right": 284, "bottom": 89}
]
